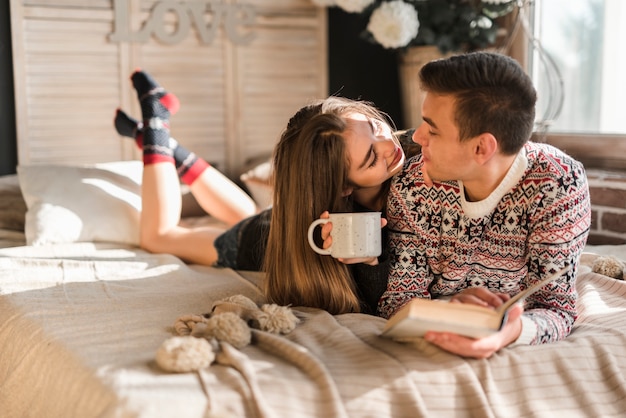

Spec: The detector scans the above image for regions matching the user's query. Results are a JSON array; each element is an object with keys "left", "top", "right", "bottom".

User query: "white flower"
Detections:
[
  {"left": 309, "top": 0, "right": 337, "bottom": 7},
  {"left": 336, "top": 0, "right": 376, "bottom": 14},
  {"left": 471, "top": 16, "right": 493, "bottom": 30},
  {"left": 366, "top": 1, "right": 419, "bottom": 49},
  {"left": 482, "top": 0, "right": 513, "bottom": 4}
]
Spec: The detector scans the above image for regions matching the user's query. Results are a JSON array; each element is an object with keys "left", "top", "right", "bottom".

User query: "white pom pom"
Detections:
[
  {"left": 205, "top": 312, "right": 252, "bottom": 349},
  {"left": 592, "top": 256, "right": 625, "bottom": 280},
  {"left": 156, "top": 336, "right": 215, "bottom": 373},
  {"left": 256, "top": 304, "right": 300, "bottom": 334}
]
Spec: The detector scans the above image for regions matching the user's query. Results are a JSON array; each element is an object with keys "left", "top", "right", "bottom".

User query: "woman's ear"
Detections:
[{"left": 341, "top": 186, "right": 354, "bottom": 197}]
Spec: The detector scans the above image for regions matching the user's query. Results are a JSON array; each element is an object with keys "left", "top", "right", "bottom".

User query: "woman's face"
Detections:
[{"left": 343, "top": 112, "right": 405, "bottom": 190}]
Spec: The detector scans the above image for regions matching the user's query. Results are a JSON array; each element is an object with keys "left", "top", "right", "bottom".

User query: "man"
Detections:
[{"left": 378, "top": 52, "right": 591, "bottom": 358}]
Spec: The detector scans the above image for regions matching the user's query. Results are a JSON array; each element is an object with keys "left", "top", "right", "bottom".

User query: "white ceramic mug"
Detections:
[{"left": 307, "top": 212, "right": 382, "bottom": 258}]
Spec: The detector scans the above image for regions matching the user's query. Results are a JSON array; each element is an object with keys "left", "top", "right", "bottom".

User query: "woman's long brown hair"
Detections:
[{"left": 263, "top": 97, "right": 393, "bottom": 314}]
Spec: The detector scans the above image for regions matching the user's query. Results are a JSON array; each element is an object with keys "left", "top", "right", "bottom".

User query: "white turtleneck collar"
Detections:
[{"left": 458, "top": 147, "right": 528, "bottom": 219}]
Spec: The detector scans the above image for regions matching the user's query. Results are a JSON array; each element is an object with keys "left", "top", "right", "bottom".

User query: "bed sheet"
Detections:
[{"left": 1, "top": 242, "right": 625, "bottom": 418}]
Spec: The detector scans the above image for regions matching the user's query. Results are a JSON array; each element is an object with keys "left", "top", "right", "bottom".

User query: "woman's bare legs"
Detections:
[
  {"left": 140, "top": 162, "right": 228, "bottom": 265},
  {"left": 129, "top": 70, "right": 257, "bottom": 265},
  {"left": 189, "top": 166, "right": 258, "bottom": 226}
]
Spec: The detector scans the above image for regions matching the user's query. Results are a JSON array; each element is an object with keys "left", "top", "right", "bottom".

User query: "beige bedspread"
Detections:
[{"left": 1, "top": 242, "right": 625, "bottom": 417}]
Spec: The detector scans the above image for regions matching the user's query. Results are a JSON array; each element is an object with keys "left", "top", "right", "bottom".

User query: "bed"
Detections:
[{"left": 1, "top": 162, "right": 626, "bottom": 418}]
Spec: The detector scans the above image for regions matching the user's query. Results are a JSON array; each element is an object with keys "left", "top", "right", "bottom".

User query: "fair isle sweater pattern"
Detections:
[{"left": 378, "top": 142, "right": 591, "bottom": 344}]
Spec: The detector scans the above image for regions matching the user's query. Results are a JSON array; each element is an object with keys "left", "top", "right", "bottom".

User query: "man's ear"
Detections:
[
  {"left": 342, "top": 186, "right": 354, "bottom": 197},
  {"left": 474, "top": 133, "right": 498, "bottom": 165}
]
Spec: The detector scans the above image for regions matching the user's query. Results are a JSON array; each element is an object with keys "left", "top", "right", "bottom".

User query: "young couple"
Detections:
[{"left": 117, "top": 52, "right": 591, "bottom": 359}]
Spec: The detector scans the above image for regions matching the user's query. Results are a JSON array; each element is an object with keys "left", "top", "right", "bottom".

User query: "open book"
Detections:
[{"left": 381, "top": 265, "right": 571, "bottom": 340}]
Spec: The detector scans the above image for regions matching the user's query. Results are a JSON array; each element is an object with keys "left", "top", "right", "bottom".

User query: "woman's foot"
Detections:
[
  {"left": 131, "top": 70, "right": 180, "bottom": 118},
  {"left": 114, "top": 108, "right": 143, "bottom": 149},
  {"left": 119, "top": 71, "right": 209, "bottom": 184},
  {"left": 130, "top": 70, "right": 179, "bottom": 165}
]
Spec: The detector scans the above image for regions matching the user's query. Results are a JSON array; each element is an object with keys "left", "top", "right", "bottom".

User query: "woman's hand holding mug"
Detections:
[{"left": 308, "top": 211, "right": 385, "bottom": 266}]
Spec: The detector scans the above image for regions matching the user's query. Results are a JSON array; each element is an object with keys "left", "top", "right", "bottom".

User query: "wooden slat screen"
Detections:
[{"left": 11, "top": 0, "right": 328, "bottom": 177}]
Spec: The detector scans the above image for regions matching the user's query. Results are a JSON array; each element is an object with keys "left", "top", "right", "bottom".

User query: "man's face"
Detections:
[{"left": 412, "top": 93, "right": 478, "bottom": 184}]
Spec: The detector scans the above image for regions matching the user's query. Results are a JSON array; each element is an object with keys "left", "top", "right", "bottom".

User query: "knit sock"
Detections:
[
  {"left": 114, "top": 108, "right": 143, "bottom": 149},
  {"left": 131, "top": 70, "right": 180, "bottom": 165},
  {"left": 114, "top": 108, "right": 210, "bottom": 185},
  {"left": 170, "top": 138, "right": 210, "bottom": 186}
]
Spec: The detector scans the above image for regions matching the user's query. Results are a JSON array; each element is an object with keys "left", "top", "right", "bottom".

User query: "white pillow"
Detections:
[
  {"left": 240, "top": 160, "right": 272, "bottom": 209},
  {"left": 17, "top": 161, "right": 143, "bottom": 246}
]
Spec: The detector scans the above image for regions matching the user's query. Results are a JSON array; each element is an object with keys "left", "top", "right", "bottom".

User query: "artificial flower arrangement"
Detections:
[{"left": 310, "top": 0, "right": 520, "bottom": 52}]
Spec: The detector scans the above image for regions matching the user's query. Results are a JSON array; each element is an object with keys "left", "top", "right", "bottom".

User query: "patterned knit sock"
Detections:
[
  {"left": 114, "top": 108, "right": 143, "bottom": 149},
  {"left": 114, "top": 108, "right": 210, "bottom": 185},
  {"left": 170, "top": 138, "right": 210, "bottom": 186},
  {"left": 131, "top": 70, "right": 180, "bottom": 165}
]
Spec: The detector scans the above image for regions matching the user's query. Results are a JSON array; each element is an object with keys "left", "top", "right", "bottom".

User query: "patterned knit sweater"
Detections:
[{"left": 378, "top": 142, "right": 591, "bottom": 345}]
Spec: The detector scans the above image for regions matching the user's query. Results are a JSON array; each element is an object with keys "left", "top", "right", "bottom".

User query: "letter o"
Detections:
[{"left": 151, "top": 1, "right": 190, "bottom": 45}]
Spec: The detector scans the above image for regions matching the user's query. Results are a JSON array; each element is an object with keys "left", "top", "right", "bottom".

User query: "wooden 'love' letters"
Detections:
[{"left": 109, "top": 0, "right": 256, "bottom": 45}]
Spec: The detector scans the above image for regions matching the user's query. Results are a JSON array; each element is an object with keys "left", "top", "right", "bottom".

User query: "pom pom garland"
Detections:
[{"left": 157, "top": 295, "right": 301, "bottom": 374}]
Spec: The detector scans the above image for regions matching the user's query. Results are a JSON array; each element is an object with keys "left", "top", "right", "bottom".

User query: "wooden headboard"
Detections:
[{"left": 10, "top": 0, "right": 327, "bottom": 177}]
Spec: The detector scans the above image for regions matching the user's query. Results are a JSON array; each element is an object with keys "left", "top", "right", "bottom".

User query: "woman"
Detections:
[
  {"left": 114, "top": 70, "right": 258, "bottom": 267},
  {"left": 116, "top": 70, "right": 406, "bottom": 314},
  {"left": 264, "top": 99, "right": 407, "bottom": 314}
]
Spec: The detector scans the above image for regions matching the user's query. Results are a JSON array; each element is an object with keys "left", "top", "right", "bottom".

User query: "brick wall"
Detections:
[{"left": 587, "top": 169, "right": 626, "bottom": 245}]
